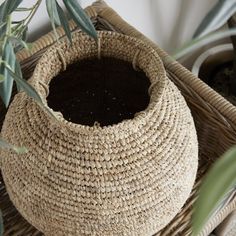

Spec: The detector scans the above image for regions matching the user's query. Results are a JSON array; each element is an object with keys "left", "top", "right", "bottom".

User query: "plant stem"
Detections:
[
  {"left": 227, "top": 14, "right": 236, "bottom": 96},
  {"left": 13, "top": 0, "right": 42, "bottom": 38}
]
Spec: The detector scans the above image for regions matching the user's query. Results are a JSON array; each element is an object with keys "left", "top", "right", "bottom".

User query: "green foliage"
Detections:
[
  {"left": 0, "top": 0, "right": 23, "bottom": 22},
  {"left": 173, "top": 28, "right": 236, "bottom": 59},
  {"left": 0, "top": 0, "right": 97, "bottom": 152},
  {"left": 0, "top": 0, "right": 97, "bottom": 109},
  {"left": 56, "top": 2, "right": 72, "bottom": 43},
  {"left": 63, "top": 0, "right": 97, "bottom": 40},
  {"left": 194, "top": 0, "right": 236, "bottom": 38},
  {"left": 0, "top": 40, "right": 15, "bottom": 107},
  {"left": 192, "top": 147, "right": 236, "bottom": 236},
  {"left": 0, "top": 138, "right": 27, "bottom": 154}
]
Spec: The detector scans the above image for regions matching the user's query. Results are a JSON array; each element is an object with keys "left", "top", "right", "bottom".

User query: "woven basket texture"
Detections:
[
  {"left": 0, "top": 1, "right": 236, "bottom": 235},
  {"left": 0, "top": 31, "right": 198, "bottom": 236},
  {"left": 215, "top": 211, "right": 236, "bottom": 236}
]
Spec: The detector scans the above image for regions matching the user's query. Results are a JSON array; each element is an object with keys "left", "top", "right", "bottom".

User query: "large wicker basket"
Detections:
[
  {"left": 0, "top": 30, "right": 198, "bottom": 236},
  {"left": 0, "top": 1, "right": 236, "bottom": 235}
]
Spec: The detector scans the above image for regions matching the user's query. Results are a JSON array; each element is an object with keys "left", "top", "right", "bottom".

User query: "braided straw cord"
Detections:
[
  {"left": 0, "top": 1, "right": 235, "bottom": 235},
  {"left": 1, "top": 31, "right": 198, "bottom": 235}
]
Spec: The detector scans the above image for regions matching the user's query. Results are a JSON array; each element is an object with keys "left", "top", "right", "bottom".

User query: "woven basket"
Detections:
[
  {"left": 0, "top": 31, "right": 198, "bottom": 236},
  {"left": 0, "top": 1, "right": 236, "bottom": 235},
  {"left": 215, "top": 211, "right": 236, "bottom": 235}
]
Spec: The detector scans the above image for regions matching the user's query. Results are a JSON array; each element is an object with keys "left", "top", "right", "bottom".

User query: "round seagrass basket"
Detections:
[{"left": 0, "top": 31, "right": 198, "bottom": 236}]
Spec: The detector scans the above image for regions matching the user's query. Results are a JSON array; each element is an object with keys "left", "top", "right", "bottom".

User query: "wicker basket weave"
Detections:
[
  {"left": 0, "top": 1, "right": 235, "bottom": 235},
  {"left": 1, "top": 30, "right": 198, "bottom": 236},
  {"left": 215, "top": 211, "right": 236, "bottom": 236}
]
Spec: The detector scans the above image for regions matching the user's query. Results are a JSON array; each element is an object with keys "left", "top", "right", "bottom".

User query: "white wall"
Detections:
[{"left": 3, "top": 0, "right": 216, "bottom": 54}]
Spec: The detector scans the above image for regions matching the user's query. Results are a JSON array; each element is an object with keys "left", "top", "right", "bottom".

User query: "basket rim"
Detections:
[{"left": 27, "top": 30, "right": 167, "bottom": 133}]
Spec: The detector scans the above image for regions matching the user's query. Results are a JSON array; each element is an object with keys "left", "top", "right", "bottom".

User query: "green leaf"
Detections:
[
  {"left": 8, "top": 36, "right": 30, "bottom": 50},
  {"left": 0, "top": 41, "right": 15, "bottom": 107},
  {"left": 0, "top": 0, "right": 23, "bottom": 22},
  {"left": 173, "top": 28, "right": 236, "bottom": 59},
  {"left": 46, "top": 0, "right": 60, "bottom": 40},
  {"left": 192, "top": 147, "right": 236, "bottom": 236},
  {"left": 21, "top": 25, "right": 28, "bottom": 41},
  {"left": 62, "top": 0, "right": 97, "bottom": 40},
  {"left": 0, "top": 137, "right": 27, "bottom": 154},
  {"left": 14, "top": 60, "right": 23, "bottom": 92},
  {"left": 56, "top": 2, "right": 72, "bottom": 43},
  {"left": 0, "top": 74, "right": 4, "bottom": 83},
  {"left": 0, "top": 22, "right": 6, "bottom": 35},
  {"left": 0, "top": 210, "right": 3, "bottom": 236},
  {"left": 6, "top": 62, "right": 56, "bottom": 119},
  {"left": 15, "top": 7, "right": 33, "bottom": 12},
  {"left": 46, "top": 0, "right": 60, "bottom": 26},
  {"left": 5, "top": 66, "right": 43, "bottom": 104},
  {"left": 194, "top": 0, "right": 236, "bottom": 38}
]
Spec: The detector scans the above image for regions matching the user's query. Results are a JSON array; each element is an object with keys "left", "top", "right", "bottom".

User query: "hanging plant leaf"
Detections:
[
  {"left": 0, "top": 0, "right": 23, "bottom": 22},
  {"left": 46, "top": 0, "right": 60, "bottom": 26},
  {"left": 193, "top": 0, "right": 236, "bottom": 38},
  {"left": 63, "top": 0, "right": 97, "bottom": 40},
  {"left": 0, "top": 41, "right": 15, "bottom": 107},
  {"left": 0, "top": 22, "right": 6, "bottom": 35},
  {"left": 21, "top": 25, "right": 28, "bottom": 41},
  {"left": 192, "top": 147, "right": 236, "bottom": 236},
  {"left": 173, "top": 28, "right": 236, "bottom": 59},
  {"left": 14, "top": 60, "right": 23, "bottom": 92},
  {"left": 56, "top": 2, "right": 72, "bottom": 43},
  {"left": 0, "top": 74, "right": 4, "bottom": 83},
  {"left": 46, "top": 0, "right": 60, "bottom": 40},
  {"left": 5, "top": 66, "right": 42, "bottom": 104},
  {"left": 7, "top": 62, "right": 56, "bottom": 119},
  {"left": 8, "top": 36, "right": 31, "bottom": 50},
  {"left": 0, "top": 137, "right": 27, "bottom": 154}
]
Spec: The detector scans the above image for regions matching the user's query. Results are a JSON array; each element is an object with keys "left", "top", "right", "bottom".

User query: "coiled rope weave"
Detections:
[{"left": 0, "top": 31, "right": 198, "bottom": 236}]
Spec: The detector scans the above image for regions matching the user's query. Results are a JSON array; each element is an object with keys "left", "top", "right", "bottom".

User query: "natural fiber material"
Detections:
[
  {"left": 0, "top": 31, "right": 198, "bottom": 235},
  {"left": 215, "top": 211, "right": 236, "bottom": 236}
]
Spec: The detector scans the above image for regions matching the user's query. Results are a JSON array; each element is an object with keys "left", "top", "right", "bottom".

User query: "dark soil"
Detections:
[
  {"left": 47, "top": 57, "right": 150, "bottom": 126},
  {"left": 199, "top": 61, "right": 236, "bottom": 105}
]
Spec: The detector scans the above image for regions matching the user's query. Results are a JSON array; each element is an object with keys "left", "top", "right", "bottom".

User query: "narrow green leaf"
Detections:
[
  {"left": 46, "top": 0, "right": 60, "bottom": 26},
  {"left": 14, "top": 60, "right": 23, "bottom": 92},
  {"left": 192, "top": 147, "right": 236, "bottom": 236},
  {"left": 6, "top": 62, "right": 56, "bottom": 119},
  {"left": 0, "top": 137, "right": 27, "bottom": 154},
  {"left": 194, "top": 0, "right": 236, "bottom": 38},
  {"left": 173, "top": 28, "right": 236, "bottom": 59},
  {"left": 0, "top": 41, "right": 15, "bottom": 107},
  {"left": 0, "top": 0, "right": 23, "bottom": 22},
  {"left": 0, "top": 22, "right": 6, "bottom": 35},
  {"left": 8, "top": 36, "right": 30, "bottom": 50},
  {"left": 5, "top": 66, "right": 43, "bottom": 104},
  {"left": 63, "top": 0, "right": 97, "bottom": 40},
  {"left": 0, "top": 210, "right": 3, "bottom": 236},
  {"left": 0, "top": 74, "right": 4, "bottom": 83},
  {"left": 15, "top": 7, "right": 33, "bottom": 12},
  {"left": 46, "top": 0, "right": 60, "bottom": 40},
  {"left": 0, "top": 3, "right": 5, "bottom": 22},
  {"left": 21, "top": 25, "right": 28, "bottom": 41},
  {"left": 56, "top": 2, "right": 72, "bottom": 43}
]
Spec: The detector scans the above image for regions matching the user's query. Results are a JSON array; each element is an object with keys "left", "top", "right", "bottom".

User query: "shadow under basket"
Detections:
[{"left": 47, "top": 57, "right": 150, "bottom": 126}]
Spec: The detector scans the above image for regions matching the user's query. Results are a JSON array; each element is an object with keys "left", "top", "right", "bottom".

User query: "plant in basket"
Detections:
[
  {"left": 174, "top": 0, "right": 236, "bottom": 105},
  {"left": 0, "top": 1, "right": 199, "bottom": 236},
  {"left": 171, "top": 1, "right": 236, "bottom": 234}
]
